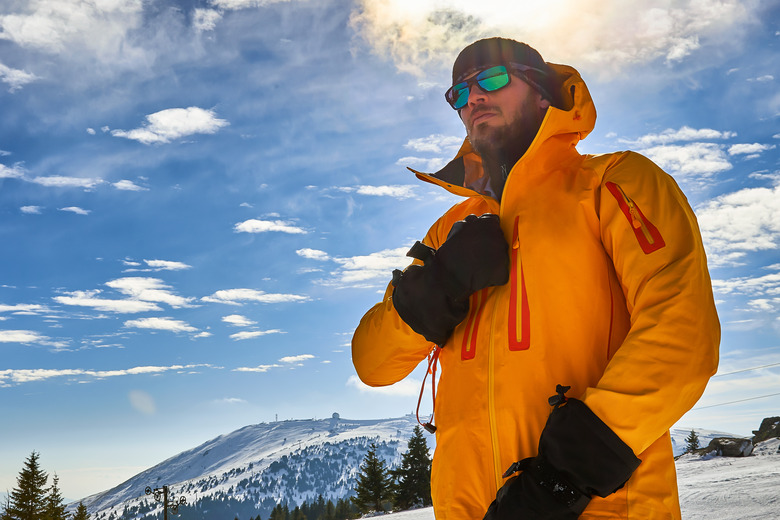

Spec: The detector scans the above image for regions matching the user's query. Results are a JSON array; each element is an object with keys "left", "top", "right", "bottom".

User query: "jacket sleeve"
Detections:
[
  {"left": 582, "top": 151, "right": 721, "bottom": 455},
  {"left": 351, "top": 222, "right": 445, "bottom": 387}
]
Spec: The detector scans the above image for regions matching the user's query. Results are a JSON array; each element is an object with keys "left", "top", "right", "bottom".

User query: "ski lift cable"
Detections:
[
  {"left": 693, "top": 391, "right": 780, "bottom": 410},
  {"left": 712, "top": 361, "right": 780, "bottom": 377}
]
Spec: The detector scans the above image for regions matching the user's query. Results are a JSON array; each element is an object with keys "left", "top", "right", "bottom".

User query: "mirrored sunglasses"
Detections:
[{"left": 444, "top": 64, "right": 548, "bottom": 110}]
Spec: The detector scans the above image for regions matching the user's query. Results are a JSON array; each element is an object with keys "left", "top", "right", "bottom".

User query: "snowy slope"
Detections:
[{"left": 377, "top": 439, "right": 780, "bottom": 520}]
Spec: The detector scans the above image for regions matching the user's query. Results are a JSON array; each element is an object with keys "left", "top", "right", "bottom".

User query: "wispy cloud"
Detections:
[
  {"left": 20, "top": 206, "right": 43, "bottom": 214},
  {"left": 106, "top": 277, "right": 195, "bottom": 308},
  {"left": 337, "top": 185, "right": 417, "bottom": 199},
  {"left": 202, "top": 288, "right": 309, "bottom": 305},
  {"left": 728, "top": 143, "right": 777, "bottom": 156},
  {"left": 0, "top": 364, "right": 214, "bottom": 387},
  {"left": 229, "top": 329, "right": 283, "bottom": 340},
  {"left": 59, "top": 207, "right": 91, "bottom": 215},
  {"left": 222, "top": 314, "right": 256, "bottom": 327},
  {"left": 233, "top": 364, "right": 281, "bottom": 373},
  {"left": 0, "top": 62, "right": 38, "bottom": 92},
  {"left": 141, "top": 260, "right": 192, "bottom": 271},
  {"left": 0, "top": 163, "right": 25, "bottom": 179},
  {"left": 123, "top": 317, "right": 199, "bottom": 334},
  {"left": 279, "top": 354, "right": 314, "bottom": 364},
  {"left": 322, "top": 247, "right": 410, "bottom": 288},
  {"left": 111, "top": 107, "right": 229, "bottom": 145},
  {"left": 32, "top": 176, "right": 103, "bottom": 189},
  {"left": 0, "top": 329, "right": 48, "bottom": 344},
  {"left": 54, "top": 290, "right": 162, "bottom": 313},
  {"left": 620, "top": 126, "right": 737, "bottom": 147},
  {"left": 234, "top": 219, "right": 307, "bottom": 234},
  {"left": 113, "top": 179, "right": 149, "bottom": 191},
  {"left": 296, "top": 248, "right": 330, "bottom": 261},
  {"left": 350, "top": 0, "right": 754, "bottom": 77},
  {"left": 0, "top": 304, "right": 46, "bottom": 315},
  {"left": 698, "top": 185, "right": 780, "bottom": 267}
]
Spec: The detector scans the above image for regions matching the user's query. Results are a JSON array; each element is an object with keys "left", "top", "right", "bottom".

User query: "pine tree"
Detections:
[
  {"left": 42, "top": 474, "right": 68, "bottom": 520},
  {"left": 5, "top": 451, "right": 49, "bottom": 520},
  {"left": 392, "top": 426, "right": 432, "bottom": 511},
  {"left": 685, "top": 429, "right": 700, "bottom": 453},
  {"left": 73, "top": 502, "right": 90, "bottom": 520},
  {"left": 352, "top": 443, "right": 392, "bottom": 514}
]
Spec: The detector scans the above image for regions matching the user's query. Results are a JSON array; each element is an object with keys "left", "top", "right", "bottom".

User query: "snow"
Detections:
[
  {"left": 67, "top": 416, "right": 779, "bottom": 520},
  {"left": 378, "top": 440, "right": 780, "bottom": 520}
]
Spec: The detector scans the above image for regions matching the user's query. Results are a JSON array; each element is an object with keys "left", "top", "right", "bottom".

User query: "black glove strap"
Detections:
[{"left": 525, "top": 458, "right": 588, "bottom": 511}]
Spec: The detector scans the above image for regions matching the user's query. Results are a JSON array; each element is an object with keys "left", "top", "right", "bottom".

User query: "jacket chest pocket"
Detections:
[{"left": 508, "top": 216, "right": 530, "bottom": 351}]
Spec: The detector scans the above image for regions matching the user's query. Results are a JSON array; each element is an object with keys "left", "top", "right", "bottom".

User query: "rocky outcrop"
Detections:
[
  {"left": 703, "top": 437, "right": 754, "bottom": 457},
  {"left": 752, "top": 417, "right": 780, "bottom": 444}
]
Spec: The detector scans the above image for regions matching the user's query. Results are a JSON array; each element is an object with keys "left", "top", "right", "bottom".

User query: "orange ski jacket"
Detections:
[{"left": 352, "top": 63, "right": 720, "bottom": 519}]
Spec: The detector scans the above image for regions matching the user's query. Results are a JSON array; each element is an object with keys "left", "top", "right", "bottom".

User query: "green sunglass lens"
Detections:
[{"left": 477, "top": 66, "right": 509, "bottom": 92}]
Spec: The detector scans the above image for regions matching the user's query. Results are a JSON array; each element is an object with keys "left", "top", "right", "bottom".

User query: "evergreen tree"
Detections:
[
  {"left": 73, "top": 502, "right": 90, "bottom": 520},
  {"left": 5, "top": 451, "right": 49, "bottom": 520},
  {"left": 685, "top": 429, "right": 700, "bottom": 453},
  {"left": 352, "top": 443, "right": 392, "bottom": 514},
  {"left": 392, "top": 426, "right": 432, "bottom": 511},
  {"left": 43, "top": 474, "right": 68, "bottom": 520}
]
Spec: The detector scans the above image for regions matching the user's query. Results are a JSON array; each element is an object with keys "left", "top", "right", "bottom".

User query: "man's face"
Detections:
[{"left": 458, "top": 68, "right": 550, "bottom": 159}]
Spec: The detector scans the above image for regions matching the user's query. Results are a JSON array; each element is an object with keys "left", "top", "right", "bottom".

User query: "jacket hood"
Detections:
[{"left": 411, "top": 63, "right": 596, "bottom": 195}]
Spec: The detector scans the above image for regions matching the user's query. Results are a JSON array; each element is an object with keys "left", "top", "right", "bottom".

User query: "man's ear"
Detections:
[{"left": 538, "top": 95, "right": 551, "bottom": 110}]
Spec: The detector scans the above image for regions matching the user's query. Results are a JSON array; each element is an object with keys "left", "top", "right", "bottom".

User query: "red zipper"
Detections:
[
  {"left": 509, "top": 216, "right": 530, "bottom": 351},
  {"left": 605, "top": 182, "right": 665, "bottom": 254}
]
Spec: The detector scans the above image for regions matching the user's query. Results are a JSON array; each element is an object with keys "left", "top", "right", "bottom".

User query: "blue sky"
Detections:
[{"left": 1, "top": 0, "right": 779, "bottom": 501}]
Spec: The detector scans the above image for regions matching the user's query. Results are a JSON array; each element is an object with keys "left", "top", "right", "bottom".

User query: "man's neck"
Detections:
[{"left": 480, "top": 148, "right": 522, "bottom": 201}]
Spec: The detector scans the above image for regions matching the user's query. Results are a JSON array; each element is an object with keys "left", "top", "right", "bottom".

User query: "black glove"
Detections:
[
  {"left": 483, "top": 387, "right": 641, "bottom": 520},
  {"left": 392, "top": 214, "right": 509, "bottom": 345}
]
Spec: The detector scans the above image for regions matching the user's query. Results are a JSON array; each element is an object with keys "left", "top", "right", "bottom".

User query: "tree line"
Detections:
[{"left": 1, "top": 451, "right": 88, "bottom": 520}]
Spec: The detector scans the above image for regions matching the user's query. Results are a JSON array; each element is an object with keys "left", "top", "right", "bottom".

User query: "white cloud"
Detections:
[
  {"left": 0, "top": 163, "right": 25, "bottom": 179},
  {"left": 54, "top": 290, "right": 163, "bottom": 313},
  {"left": 346, "top": 374, "right": 420, "bottom": 397},
  {"left": 641, "top": 143, "right": 732, "bottom": 179},
  {"left": 20, "top": 206, "right": 42, "bottom": 214},
  {"left": 396, "top": 156, "right": 447, "bottom": 172},
  {"left": 142, "top": 259, "right": 192, "bottom": 271},
  {"left": 325, "top": 247, "right": 410, "bottom": 288},
  {"left": 697, "top": 185, "right": 780, "bottom": 267},
  {"left": 86, "top": 128, "right": 96, "bottom": 135},
  {"left": 111, "top": 107, "right": 229, "bottom": 145},
  {"left": 193, "top": 8, "right": 222, "bottom": 32},
  {"left": 624, "top": 126, "right": 737, "bottom": 147},
  {"left": 234, "top": 219, "right": 307, "bottom": 234},
  {"left": 727, "top": 143, "right": 776, "bottom": 156},
  {"left": 0, "top": 364, "right": 213, "bottom": 387},
  {"left": 59, "top": 206, "right": 91, "bottom": 215},
  {"left": 106, "top": 277, "right": 194, "bottom": 308},
  {"left": 352, "top": 185, "right": 417, "bottom": 199},
  {"left": 202, "top": 288, "right": 309, "bottom": 305},
  {"left": 0, "top": 304, "right": 46, "bottom": 314},
  {"left": 222, "top": 314, "right": 256, "bottom": 327},
  {"left": 296, "top": 248, "right": 330, "bottom": 261},
  {"left": 350, "top": 0, "right": 754, "bottom": 78},
  {"left": 32, "top": 176, "right": 103, "bottom": 189},
  {"left": 113, "top": 179, "right": 148, "bottom": 191},
  {"left": 404, "top": 134, "right": 463, "bottom": 154},
  {"left": 124, "top": 317, "right": 198, "bottom": 333},
  {"left": 279, "top": 354, "right": 314, "bottom": 363},
  {"left": 233, "top": 364, "right": 282, "bottom": 373},
  {"left": 230, "top": 329, "right": 284, "bottom": 340},
  {"left": 0, "top": 62, "right": 38, "bottom": 92},
  {"left": 0, "top": 329, "right": 47, "bottom": 344}
]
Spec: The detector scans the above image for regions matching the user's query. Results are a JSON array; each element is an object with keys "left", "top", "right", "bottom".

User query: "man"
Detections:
[{"left": 352, "top": 38, "right": 720, "bottom": 519}]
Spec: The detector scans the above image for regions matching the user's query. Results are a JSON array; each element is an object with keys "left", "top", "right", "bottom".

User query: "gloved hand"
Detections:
[
  {"left": 392, "top": 214, "right": 509, "bottom": 345},
  {"left": 483, "top": 388, "right": 641, "bottom": 520}
]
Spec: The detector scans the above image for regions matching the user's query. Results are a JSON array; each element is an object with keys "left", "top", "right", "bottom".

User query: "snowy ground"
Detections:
[{"left": 379, "top": 439, "right": 780, "bottom": 519}]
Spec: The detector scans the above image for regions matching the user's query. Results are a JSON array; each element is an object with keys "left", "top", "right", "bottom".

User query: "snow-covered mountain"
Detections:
[
  {"left": 77, "top": 414, "right": 432, "bottom": 520},
  {"left": 72, "top": 415, "right": 774, "bottom": 520}
]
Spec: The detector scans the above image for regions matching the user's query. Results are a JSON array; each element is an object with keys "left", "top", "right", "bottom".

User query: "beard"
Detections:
[{"left": 467, "top": 96, "right": 545, "bottom": 170}]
